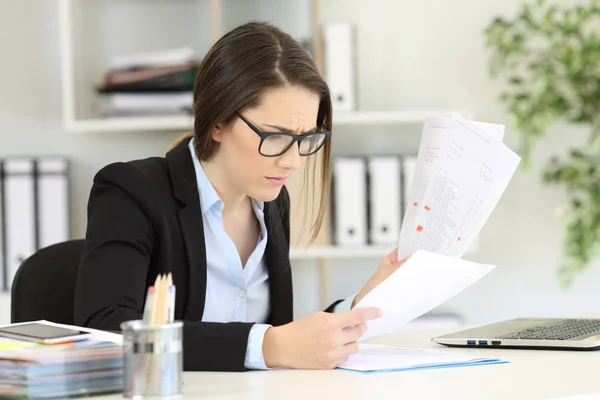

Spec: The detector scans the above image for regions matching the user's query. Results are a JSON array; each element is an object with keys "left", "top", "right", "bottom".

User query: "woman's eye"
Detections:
[{"left": 265, "top": 135, "right": 286, "bottom": 142}]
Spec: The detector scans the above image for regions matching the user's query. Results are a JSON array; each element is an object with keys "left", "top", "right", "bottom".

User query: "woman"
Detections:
[{"left": 74, "top": 21, "right": 405, "bottom": 372}]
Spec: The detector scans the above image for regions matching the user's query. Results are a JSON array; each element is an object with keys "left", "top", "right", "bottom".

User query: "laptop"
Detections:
[{"left": 432, "top": 318, "right": 600, "bottom": 350}]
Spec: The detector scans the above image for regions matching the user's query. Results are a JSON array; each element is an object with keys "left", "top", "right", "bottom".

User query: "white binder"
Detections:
[
  {"left": 368, "top": 156, "right": 402, "bottom": 245},
  {"left": 323, "top": 22, "right": 356, "bottom": 111},
  {"left": 0, "top": 162, "right": 5, "bottom": 291},
  {"left": 37, "top": 158, "right": 69, "bottom": 249},
  {"left": 3, "top": 158, "right": 36, "bottom": 289},
  {"left": 402, "top": 155, "right": 418, "bottom": 213},
  {"left": 333, "top": 157, "right": 367, "bottom": 245}
]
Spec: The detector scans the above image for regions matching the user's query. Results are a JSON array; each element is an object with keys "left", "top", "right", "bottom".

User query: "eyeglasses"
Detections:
[{"left": 235, "top": 112, "right": 331, "bottom": 157}]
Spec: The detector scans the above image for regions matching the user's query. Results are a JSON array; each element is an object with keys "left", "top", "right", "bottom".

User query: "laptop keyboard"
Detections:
[{"left": 500, "top": 319, "right": 600, "bottom": 340}]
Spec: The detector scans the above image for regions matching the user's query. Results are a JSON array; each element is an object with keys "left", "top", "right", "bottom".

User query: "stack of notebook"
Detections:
[
  {"left": 97, "top": 46, "right": 199, "bottom": 118},
  {"left": 0, "top": 338, "right": 123, "bottom": 398}
]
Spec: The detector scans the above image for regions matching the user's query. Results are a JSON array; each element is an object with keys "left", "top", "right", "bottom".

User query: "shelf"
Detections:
[
  {"left": 333, "top": 110, "right": 474, "bottom": 125},
  {"left": 289, "top": 240, "right": 479, "bottom": 260},
  {"left": 290, "top": 244, "right": 394, "bottom": 260},
  {"left": 64, "top": 110, "right": 474, "bottom": 134},
  {"left": 58, "top": 1, "right": 474, "bottom": 134},
  {"left": 66, "top": 115, "right": 194, "bottom": 134}
]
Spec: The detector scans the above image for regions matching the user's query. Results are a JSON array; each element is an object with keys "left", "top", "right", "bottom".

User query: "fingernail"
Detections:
[{"left": 377, "top": 309, "right": 383, "bottom": 317}]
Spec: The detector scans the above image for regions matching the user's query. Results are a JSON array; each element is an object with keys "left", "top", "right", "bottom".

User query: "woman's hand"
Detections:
[
  {"left": 262, "top": 307, "right": 382, "bottom": 369},
  {"left": 352, "top": 248, "right": 408, "bottom": 308}
]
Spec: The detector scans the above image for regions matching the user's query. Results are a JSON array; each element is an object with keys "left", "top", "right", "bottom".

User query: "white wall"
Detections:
[
  {"left": 315, "top": 0, "right": 600, "bottom": 325},
  {"left": 0, "top": 0, "right": 182, "bottom": 324},
  {"left": 0, "top": 0, "right": 599, "bottom": 327}
]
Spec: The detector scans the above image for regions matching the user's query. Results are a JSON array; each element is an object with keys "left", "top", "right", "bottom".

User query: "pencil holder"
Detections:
[{"left": 120, "top": 320, "right": 183, "bottom": 399}]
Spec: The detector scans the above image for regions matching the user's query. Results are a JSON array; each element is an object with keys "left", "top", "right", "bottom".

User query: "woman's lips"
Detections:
[{"left": 266, "top": 177, "right": 287, "bottom": 185}]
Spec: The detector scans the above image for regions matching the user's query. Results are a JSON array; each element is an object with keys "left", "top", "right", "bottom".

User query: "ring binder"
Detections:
[
  {"left": 3, "top": 158, "right": 36, "bottom": 290},
  {"left": 0, "top": 161, "right": 6, "bottom": 292},
  {"left": 0, "top": 157, "right": 70, "bottom": 291}
]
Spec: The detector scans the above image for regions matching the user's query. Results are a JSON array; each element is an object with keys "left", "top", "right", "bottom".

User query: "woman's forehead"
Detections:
[{"left": 249, "top": 85, "right": 320, "bottom": 128}]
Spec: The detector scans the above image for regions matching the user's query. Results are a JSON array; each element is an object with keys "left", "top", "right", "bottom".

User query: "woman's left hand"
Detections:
[{"left": 351, "top": 248, "right": 408, "bottom": 308}]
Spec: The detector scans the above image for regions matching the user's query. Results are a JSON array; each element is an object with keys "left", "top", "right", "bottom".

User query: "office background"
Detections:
[{"left": 0, "top": 0, "right": 597, "bottom": 327}]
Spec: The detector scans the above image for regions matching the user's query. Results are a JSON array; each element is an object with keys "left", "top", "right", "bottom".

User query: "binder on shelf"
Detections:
[
  {"left": 0, "top": 157, "right": 70, "bottom": 291},
  {"left": 368, "top": 156, "right": 402, "bottom": 245},
  {"left": 3, "top": 158, "right": 36, "bottom": 290},
  {"left": 37, "top": 157, "right": 69, "bottom": 249},
  {"left": 323, "top": 22, "right": 356, "bottom": 111},
  {"left": 332, "top": 157, "right": 368, "bottom": 245},
  {"left": 0, "top": 162, "right": 5, "bottom": 291},
  {"left": 402, "top": 154, "right": 418, "bottom": 214}
]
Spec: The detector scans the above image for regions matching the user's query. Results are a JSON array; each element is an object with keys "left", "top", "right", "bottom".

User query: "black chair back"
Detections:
[{"left": 11, "top": 239, "right": 84, "bottom": 325}]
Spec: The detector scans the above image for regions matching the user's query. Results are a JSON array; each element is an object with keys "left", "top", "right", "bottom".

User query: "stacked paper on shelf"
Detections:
[
  {"left": 0, "top": 321, "right": 123, "bottom": 399},
  {"left": 97, "top": 47, "right": 199, "bottom": 118}
]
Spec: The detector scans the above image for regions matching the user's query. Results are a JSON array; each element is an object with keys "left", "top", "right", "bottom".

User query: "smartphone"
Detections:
[{"left": 0, "top": 323, "right": 92, "bottom": 344}]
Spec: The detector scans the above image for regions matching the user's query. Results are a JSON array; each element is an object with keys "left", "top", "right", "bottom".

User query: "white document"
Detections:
[
  {"left": 452, "top": 112, "right": 505, "bottom": 142},
  {"left": 333, "top": 157, "right": 367, "bottom": 245},
  {"left": 340, "top": 343, "right": 505, "bottom": 372},
  {"left": 38, "top": 158, "right": 69, "bottom": 249},
  {"left": 397, "top": 116, "right": 520, "bottom": 260},
  {"left": 401, "top": 155, "right": 417, "bottom": 214},
  {"left": 109, "top": 92, "right": 193, "bottom": 110},
  {"left": 109, "top": 46, "right": 196, "bottom": 70},
  {"left": 355, "top": 249, "right": 495, "bottom": 341},
  {"left": 368, "top": 156, "right": 401, "bottom": 245}
]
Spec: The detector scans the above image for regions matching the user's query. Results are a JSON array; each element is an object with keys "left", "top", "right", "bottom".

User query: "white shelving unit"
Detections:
[
  {"left": 290, "top": 244, "right": 392, "bottom": 260},
  {"left": 57, "top": 1, "right": 477, "bottom": 309},
  {"left": 290, "top": 241, "right": 478, "bottom": 261},
  {"left": 57, "top": 0, "right": 473, "bottom": 135},
  {"left": 62, "top": 110, "right": 473, "bottom": 134},
  {"left": 57, "top": 0, "right": 317, "bottom": 134},
  {"left": 333, "top": 110, "right": 473, "bottom": 125},
  {"left": 65, "top": 115, "right": 194, "bottom": 134}
]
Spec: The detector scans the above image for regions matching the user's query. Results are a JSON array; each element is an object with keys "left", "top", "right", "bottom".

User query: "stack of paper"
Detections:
[
  {"left": 340, "top": 344, "right": 507, "bottom": 373},
  {"left": 0, "top": 321, "right": 123, "bottom": 399},
  {"left": 397, "top": 113, "right": 520, "bottom": 260},
  {"left": 98, "top": 47, "right": 199, "bottom": 118},
  {"left": 353, "top": 113, "right": 521, "bottom": 340}
]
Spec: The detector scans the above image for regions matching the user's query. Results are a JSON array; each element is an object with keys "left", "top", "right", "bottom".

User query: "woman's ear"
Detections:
[{"left": 210, "top": 123, "right": 223, "bottom": 143}]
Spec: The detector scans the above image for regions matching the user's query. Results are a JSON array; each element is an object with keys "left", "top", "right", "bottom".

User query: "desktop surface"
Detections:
[{"left": 95, "top": 324, "right": 600, "bottom": 400}]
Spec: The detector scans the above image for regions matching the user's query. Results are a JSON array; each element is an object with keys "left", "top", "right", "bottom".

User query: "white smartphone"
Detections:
[{"left": 0, "top": 323, "right": 92, "bottom": 344}]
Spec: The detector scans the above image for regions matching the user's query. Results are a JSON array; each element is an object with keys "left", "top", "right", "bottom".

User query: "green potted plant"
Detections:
[{"left": 484, "top": 0, "right": 600, "bottom": 287}]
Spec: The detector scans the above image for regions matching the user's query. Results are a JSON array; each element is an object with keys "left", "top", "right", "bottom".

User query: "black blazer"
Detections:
[{"left": 74, "top": 137, "right": 340, "bottom": 372}]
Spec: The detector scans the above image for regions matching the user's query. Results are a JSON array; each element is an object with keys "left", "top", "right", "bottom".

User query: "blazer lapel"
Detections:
[
  {"left": 166, "top": 137, "right": 207, "bottom": 322},
  {"left": 264, "top": 198, "right": 294, "bottom": 326}
]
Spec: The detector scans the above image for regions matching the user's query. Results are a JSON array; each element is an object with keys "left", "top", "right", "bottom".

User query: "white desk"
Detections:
[{"left": 97, "top": 326, "right": 600, "bottom": 400}]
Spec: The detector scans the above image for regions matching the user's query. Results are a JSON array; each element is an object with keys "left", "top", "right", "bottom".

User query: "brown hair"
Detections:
[{"left": 170, "top": 21, "right": 332, "bottom": 243}]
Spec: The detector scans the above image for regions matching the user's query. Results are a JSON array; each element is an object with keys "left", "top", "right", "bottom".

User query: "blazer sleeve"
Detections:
[{"left": 74, "top": 162, "right": 255, "bottom": 372}]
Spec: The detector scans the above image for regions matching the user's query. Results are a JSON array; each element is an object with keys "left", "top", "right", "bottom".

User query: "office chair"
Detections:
[{"left": 11, "top": 239, "right": 85, "bottom": 325}]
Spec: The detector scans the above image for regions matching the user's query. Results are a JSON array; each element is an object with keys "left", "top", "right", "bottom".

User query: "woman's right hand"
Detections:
[{"left": 262, "top": 307, "right": 382, "bottom": 369}]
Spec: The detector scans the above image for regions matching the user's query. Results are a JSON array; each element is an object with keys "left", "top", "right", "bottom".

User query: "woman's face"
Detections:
[{"left": 212, "top": 85, "right": 321, "bottom": 202}]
